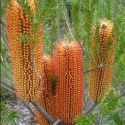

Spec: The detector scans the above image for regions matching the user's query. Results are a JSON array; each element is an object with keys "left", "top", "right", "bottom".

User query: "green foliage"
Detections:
[
  {"left": 111, "top": 112, "right": 123, "bottom": 125},
  {"left": 51, "top": 75, "right": 56, "bottom": 95},
  {"left": 19, "top": 34, "right": 30, "bottom": 43},
  {"left": 100, "top": 98, "right": 118, "bottom": 116},
  {"left": 75, "top": 114, "right": 95, "bottom": 125},
  {"left": 97, "top": 90, "right": 125, "bottom": 125},
  {"left": 114, "top": 54, "right": 125, "bottom": 84},
  {"left": 0, "top": 102, "right": 19, "bottom": 125},
  {"left": 0, "top": 0, "right": 9, "bottom": 15}
]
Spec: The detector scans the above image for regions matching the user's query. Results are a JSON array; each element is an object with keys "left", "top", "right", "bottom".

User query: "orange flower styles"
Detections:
[
  {"left": 6, "top": 0, "right": 44, "bottom": 101},
  {"left": 54, "top": 40, "right": 84, "bottom": 125},
  {"left": 89, "top": 19, "right": 115, "bottom": 101},
  {"left": 35, "top": 54, "right": 56, "bottom": 125}
]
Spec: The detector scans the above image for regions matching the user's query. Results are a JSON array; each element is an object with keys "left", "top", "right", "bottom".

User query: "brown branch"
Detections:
[
  {"left": 83, "top": 102, "right": 97, "bottom": 115},
  {"left": 84, "top": 63, "right": 114, "bottom": 73},
  {"left": 83, "top": 90, "right": 125, "bottom": 115},
  {"left": 1, "top": 79, "right": 14, "bottom": 90},
  {"left": 31, "top": 44, "right": 41, "bottom": 87},
  {"left": 23, "top": 101, "right": 35, "bottom": 117},
  {"left": 32, "top": 101, "right": 65, "bottom": 125},
  {"left": 84, "top": 65, "right": 101, "bottom": 73},
  {"left": 31, "top": 45, "right": 41, "bottom": 80},
  {"left": 119, "top": 91, "right": 125, "bottom": 99},
  {"left": 1, "top": 84, "right": 15, "bottom": 93}
]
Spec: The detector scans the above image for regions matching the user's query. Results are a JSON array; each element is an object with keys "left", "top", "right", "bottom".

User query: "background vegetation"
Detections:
[{"left": 1, "top": 0, "right": 125, "bottom": 125}]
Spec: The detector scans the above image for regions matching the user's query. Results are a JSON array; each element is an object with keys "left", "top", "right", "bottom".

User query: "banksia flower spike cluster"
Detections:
[
  {"left": 6, "top": 0, "right": 44, "bottom": 101},
  {"left": 89, "top": 19, "right": 115, "bottom": 102},
  {"left": 35, "top": 54, "right": 56, "bottom": 125},
  {"left": 54, "top": 39, "right": 84, "bottom": 125}
]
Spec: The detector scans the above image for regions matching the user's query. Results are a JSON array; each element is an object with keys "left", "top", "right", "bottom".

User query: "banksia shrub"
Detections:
[
  {"left": 89, "top": 19, "right": 115, "bottom": 102},
  {"left": 35, "top": 54, "right": 55, "bottom": 125},
  {"left": 6, "top": 0, "right": 44, "bottom": 101},
  {"left": 54, "top": 39, "right": 84, "bottom": 125}
]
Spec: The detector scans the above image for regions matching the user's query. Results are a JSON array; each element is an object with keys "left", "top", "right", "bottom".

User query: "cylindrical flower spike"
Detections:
[
  {"left": 54, "top": 40, "right": 84, "bottom": 125},
  {"left": 34, "top": 54, "right": 56, "bottom": 125},
  {"left": 89, "top": 19, "right": 115, "bottom": 102},
  {"left": 6, "top": 0, "right": 44, "bottom": 101}
]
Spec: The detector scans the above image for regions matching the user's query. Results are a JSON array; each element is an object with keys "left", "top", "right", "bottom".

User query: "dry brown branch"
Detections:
[
  {"left": 84, "top": 63, "right": 114, "bottom": 73},
  {"left": 83, "top": 102, "right": 97, "bottom": 115}
]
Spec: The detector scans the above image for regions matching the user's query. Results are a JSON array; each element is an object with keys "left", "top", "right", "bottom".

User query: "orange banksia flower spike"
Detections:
[
  {"left": 54, "top": 39, "right": 84, "bottom": 125},
  {"left": 89, "top": 19, "right": 115, "bottom": 102},
  {"left": 34, "top": 54, "right": 56, "bottom": 125},
  {"left": 6, "top": 0, "right": 44, "bottom": 101}
]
